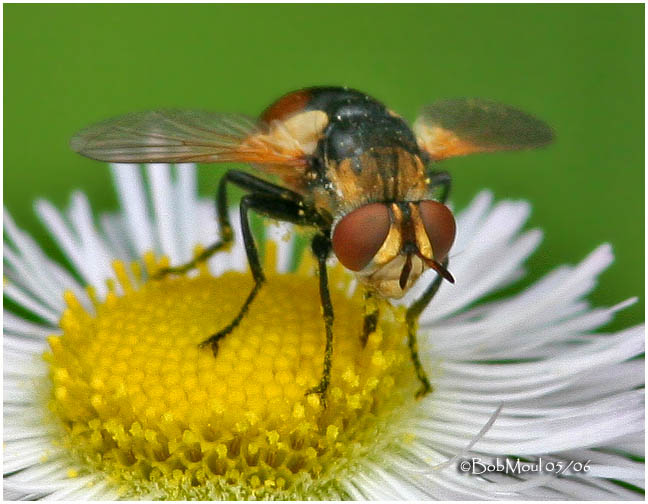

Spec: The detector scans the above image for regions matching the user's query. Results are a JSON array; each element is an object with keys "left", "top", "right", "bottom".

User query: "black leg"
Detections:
[
  {"left": 154, "top": 170, "right": 308, "bottom": 278},
  {"left": 153, "top": 240, "right": 230, "bottom": 278},
  {"left": 405, "top": 258, "right": 449, "bottom": 398},
  {"left": 427, "top": 170, "right": 452, "bottom": 203},
  {"left": 305, "top": 233, "right": 334, "bottom": 406},
  {"left": 199, "top": 192, "right": 323, "bottom": 353},
  {"left": 361, "top": 290, "right": 379, "bottom": 347}
]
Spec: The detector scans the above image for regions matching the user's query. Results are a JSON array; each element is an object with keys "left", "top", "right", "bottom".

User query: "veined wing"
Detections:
[
  {"left": 70, "top": 109, "right": 308, "bottom": 167},
  {"left": 413, "top": 98, "right": 553, "bottom": 161}
]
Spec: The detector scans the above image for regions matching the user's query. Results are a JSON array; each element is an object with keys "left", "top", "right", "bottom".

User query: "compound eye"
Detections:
[
  {"left": 332, "top": 203, "right": 391, "bottom": 271},
  {"left": 418, "top": 201, "right": 456, "bottom": 262}
]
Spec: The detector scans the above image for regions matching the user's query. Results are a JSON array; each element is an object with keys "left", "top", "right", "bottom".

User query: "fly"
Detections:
[{"left": 71, "top": 86, "right": 553, "bottom": 403}]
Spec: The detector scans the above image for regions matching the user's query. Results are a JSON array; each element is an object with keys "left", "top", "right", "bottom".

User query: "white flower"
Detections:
[{"left": 4, "top": 163, "right": 644, "bottom": 500}]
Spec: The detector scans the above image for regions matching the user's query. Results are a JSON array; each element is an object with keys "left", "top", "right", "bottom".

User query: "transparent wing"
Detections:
[
  {"left": 413, "top": 98, "right": 554, "bottom": 161},
  {"left": 70, "top": 109, "right": 307, "bottom": 166}
]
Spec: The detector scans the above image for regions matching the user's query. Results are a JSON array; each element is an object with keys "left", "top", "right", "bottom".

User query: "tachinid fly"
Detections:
[{"left": 71, "top": 86, "right": 553, "bottom": 402}]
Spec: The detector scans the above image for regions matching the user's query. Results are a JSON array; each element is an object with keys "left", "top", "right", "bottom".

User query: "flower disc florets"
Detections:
[{"left": 45, "top": 248, "right": 418, "bottom": 499}]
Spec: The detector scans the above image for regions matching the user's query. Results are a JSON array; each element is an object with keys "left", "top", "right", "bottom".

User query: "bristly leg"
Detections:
[
  {"left": 154, "top": 170, "right": 307, "bottom": 279},
  {"left": 193, "top": 170, "right": 320, "bottom": 354},
  {"left": 198, "top": 192, "right": 267, "bottom": 354},
  {"left": 153, "top": 174, "right": 235, "bottom": 278},
  {"left": 305, "top": 233, "right": 334, "bottom": 407},
  {"left": 153, "top": 240, "right": 230, "bottom": 278},
  {"left": 405, "top": 259, "right": 448, "bottom": 398},
  {"left": 361, "top": 290, "right": 379, "bottom": 347}
]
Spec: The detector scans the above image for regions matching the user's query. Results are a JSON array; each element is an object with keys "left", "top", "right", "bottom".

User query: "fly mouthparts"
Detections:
[
  {"left": 399, "top": 253, "right": 414, "bottom": 290},
  {"left": 422, "top": 257, "right": 455, "bottom": 284},
  {"left": 434, "top": 261, "right": 455, "bottom": 284}
]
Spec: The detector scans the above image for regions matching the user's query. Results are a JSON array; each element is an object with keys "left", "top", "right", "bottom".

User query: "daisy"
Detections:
[{"left": 3, "top": 163, "right": 644, "bottom": 500}]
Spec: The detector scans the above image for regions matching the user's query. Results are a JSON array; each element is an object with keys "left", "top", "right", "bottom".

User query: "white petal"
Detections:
[
  {"left": 4, "top": 245, "right": 65, "bottom": 313},
  {"left": 3, "top": 282, "right": 59, "bottom": 324},
  {"left": 67, "top": 191, "right": 114, "bottom": 285},
  {"left": 265, "top": 220, "right": 295, "bottom": 273},
  {"left": 4, "top": 209, "right": 67, "bottom": 298},
  {"left": 147, "top": 163, "right": 181, "bottom": 263},
  {"left": 99, "top": 213, "right": 131, "bottom": 261},
  {"left": 175, "top": 163, "right": 199, "bottom": 262},
  {"left": 4, "top": 334, "right": 49, "bottom": 356},
  {"left": 110, "top": 163, "right": 156, "bottom": 256}
]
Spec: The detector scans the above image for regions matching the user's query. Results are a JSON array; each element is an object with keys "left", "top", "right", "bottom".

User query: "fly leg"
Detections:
[
  {"left": 198, "top": 188, "right": 323, "bottom": 355},
  {"left": 405, "top": 258, "right": 449, "bottom": 398},
  {"left": 153, "top": 179, "right": 233, "bottom": 278},
  {"left": 305, "top": 233, "right": 334, "bottom": 406},
  {"left": 361, "top": 290, "right": 379, "bottom": 347},
  {"left": 154, "top": 170, "right": 305, "bottom": 278},
  {"left": 427, "top": 170, "right": 452, "bottom": 204}
]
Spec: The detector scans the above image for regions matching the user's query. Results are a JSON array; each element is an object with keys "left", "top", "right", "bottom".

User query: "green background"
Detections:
[{"left": 4, "top": 4, "right": 644, "bottom": 328}]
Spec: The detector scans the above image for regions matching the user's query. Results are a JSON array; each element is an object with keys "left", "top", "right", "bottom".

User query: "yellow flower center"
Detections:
[{"left": 45, "top": 246, "right": 418, "bottom": 499}]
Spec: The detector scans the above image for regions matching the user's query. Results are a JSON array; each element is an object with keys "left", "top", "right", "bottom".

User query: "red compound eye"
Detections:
[
  {"left": 418, "top": 201, "right": 456, "bottom": 262},
  {"left": 332, "top": 203, "right": 391, "bottom": 271}
]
